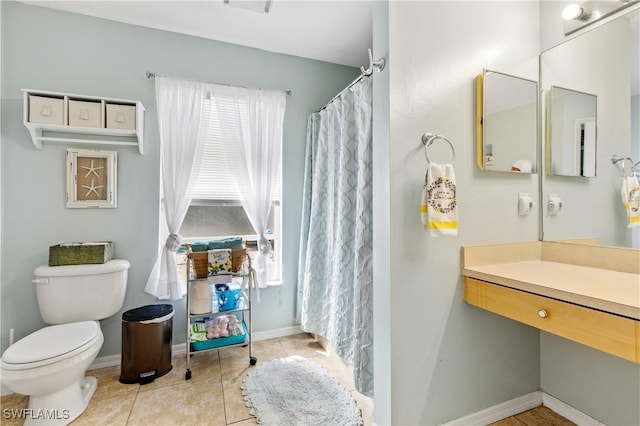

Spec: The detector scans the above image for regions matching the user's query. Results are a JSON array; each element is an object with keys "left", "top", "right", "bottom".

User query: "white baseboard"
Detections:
[
  {"left": 313, "top": 333, "right": 331, "bottom": 353},
  {"left": 1, "top": 384, "right": 13, "bottom": 397},
  {"left": 88, "top": 325, "right": 302, "bottom": 371},
  {"left": 252, "top": 325, "right": 302, "bottom": 341},
  {"left": 440, "top": 391, "right": 543, "bottom": 426},
  {"left": 441, "top": 391, "right": 606, "bottom": 426},
  {"left": 542, "top": 393, "right": 605, "bottom": 426}
]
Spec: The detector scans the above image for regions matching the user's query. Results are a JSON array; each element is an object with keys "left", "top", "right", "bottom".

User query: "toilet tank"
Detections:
[{"left": 33, "top": 259, "right": 130, "bottom": 324}]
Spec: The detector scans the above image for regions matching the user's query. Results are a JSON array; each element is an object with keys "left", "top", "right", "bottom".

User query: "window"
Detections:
[{"left": 179, "top": 99, "right": 283, "bottom": 285}]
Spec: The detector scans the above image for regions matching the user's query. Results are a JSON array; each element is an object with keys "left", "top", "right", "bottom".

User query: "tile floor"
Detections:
[
  {"left": 0, "top": 333, "right": 575, "bottom": 426},
  {"left": 1, "top": 333, "right": 374, "bottom": 426}
]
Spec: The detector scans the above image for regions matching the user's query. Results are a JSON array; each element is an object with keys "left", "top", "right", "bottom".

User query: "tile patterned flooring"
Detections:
[
  {"left": 1, "top": 332, "right": 575, "bottom": 426},
  {"left": 1, "top": 333, "right": 374, "bottom": 426}
]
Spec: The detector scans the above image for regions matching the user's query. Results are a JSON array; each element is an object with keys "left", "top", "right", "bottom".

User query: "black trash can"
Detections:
[{"left": 119, "top": 304, "right": 174, "bottom": 384}]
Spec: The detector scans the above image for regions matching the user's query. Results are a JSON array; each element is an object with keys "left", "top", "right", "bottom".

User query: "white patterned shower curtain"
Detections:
[{"left": 297, "top": 76, "right": 373, "bottom": 396}]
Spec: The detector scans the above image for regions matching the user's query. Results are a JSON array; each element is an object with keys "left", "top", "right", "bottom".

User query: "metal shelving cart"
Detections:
[{"left": 184, "top": 252, "right": 256, "bottom": 380}]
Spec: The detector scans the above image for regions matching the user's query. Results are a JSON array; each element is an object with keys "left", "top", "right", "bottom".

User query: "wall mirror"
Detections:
[
  {"left": 476, "top": 69, "right": 538, "bottom": 173},
  {"left": 540, "top": 6, "right": 639, "bottom": 248},
  {"left": 547, "top": 86, "right": 597, "bottom": 177}
]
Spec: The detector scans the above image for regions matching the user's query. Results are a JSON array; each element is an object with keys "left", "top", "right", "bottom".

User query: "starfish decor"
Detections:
[
  {"left": 81, "top": 179, "right": 104, "bottom": 198},
  {"left": 80, "top": 160, "right": 104, "bottom": 178}
]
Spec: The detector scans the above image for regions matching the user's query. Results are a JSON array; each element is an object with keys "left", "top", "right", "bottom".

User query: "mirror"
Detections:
[
  {"left": 547, "top": 86, "right": 597, "bottom": 177},
  {"left": 476, "top": 69, "right": 538, "bottom": 173},
  {"left": 540, "top": 6, "right": 639, "bottom": 248}
]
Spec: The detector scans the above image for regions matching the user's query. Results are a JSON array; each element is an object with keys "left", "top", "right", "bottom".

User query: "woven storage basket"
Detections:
[
  {"left": 188, "top": 252, "right": 209, "bottom": 278},
  {"left": 49, "top": 242, "right": 114, "bottom": 266},
  {"left": 231, "top": 249, "right": 246, "bottom": 273}
]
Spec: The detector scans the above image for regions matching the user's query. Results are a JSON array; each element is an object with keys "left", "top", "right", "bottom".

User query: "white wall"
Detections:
[
  {"left": 372, "top": 2, "right": 391, "bottom": 425},
  {"left": 383, "top": 2, "right": 540, "bottom": 424}
]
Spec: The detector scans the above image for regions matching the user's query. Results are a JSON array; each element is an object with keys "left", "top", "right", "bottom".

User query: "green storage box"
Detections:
[{"left": 49, "top": 242, "right": 114, "bottom": 266}]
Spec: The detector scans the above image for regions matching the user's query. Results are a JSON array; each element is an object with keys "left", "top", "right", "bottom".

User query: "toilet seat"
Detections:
[{"left": 1, "top": 321, "right": 101, "bottom": 370}]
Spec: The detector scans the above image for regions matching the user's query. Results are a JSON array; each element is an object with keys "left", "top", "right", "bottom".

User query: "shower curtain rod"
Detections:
[
  {"left": 315, "top": 49, "right": 385, "bottom": 113},
  {"left": 315, "top": 72, "right": 370, "bottom": 113},
  {"left": 145, "top": 71, "right": 292, "bottom": 96}
]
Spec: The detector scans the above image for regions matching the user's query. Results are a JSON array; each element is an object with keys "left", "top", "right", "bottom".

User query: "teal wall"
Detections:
[
  {"left": 384, "top": 2, "right": 541, "bottom": 424},
  {"left": 541, "top": 333, "right": 640, "bottom": 425},
  {"left": 0, "top": 1, "right": 357, "bottom": 357}
]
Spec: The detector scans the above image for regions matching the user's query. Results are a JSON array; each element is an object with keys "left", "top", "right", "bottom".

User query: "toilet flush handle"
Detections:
[{"left": 32, "top": 278, "right": 49, "bottom": 284}]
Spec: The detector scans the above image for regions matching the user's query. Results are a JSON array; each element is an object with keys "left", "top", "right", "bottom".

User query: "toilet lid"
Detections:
[{"left": 1, "top": 321, "right": 100, "bottom": 367}]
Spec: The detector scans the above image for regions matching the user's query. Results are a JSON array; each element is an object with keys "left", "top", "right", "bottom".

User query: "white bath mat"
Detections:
[{"left": 241, "top": 355, "right": 362, "bottom": 426}]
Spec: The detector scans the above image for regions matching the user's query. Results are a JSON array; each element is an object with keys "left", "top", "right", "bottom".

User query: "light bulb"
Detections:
[{"left": 562, "top": 4, "right": 583, "bottom": 20}]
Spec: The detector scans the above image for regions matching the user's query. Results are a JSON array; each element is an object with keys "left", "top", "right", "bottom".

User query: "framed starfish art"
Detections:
[{"left": 66, "top": 148, "right": 117, "bottom": 208}]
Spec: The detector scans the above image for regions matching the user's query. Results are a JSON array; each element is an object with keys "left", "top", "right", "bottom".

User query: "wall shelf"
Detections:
[{"left": 23, "top": 89, "right": 145, "bottom": 154}]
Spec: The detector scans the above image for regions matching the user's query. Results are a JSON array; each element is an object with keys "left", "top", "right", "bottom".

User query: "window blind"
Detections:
[{"left": 189, "top": 98, "right": 282, "bottom": 202}]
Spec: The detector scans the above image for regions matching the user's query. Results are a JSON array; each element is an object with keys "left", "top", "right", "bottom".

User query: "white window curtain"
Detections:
[
  {"left": 144, "top": 76, "right": 210, "bottom": 300},
  {"left": 211, "top": 86, "right": 286, "bottom": 288}
]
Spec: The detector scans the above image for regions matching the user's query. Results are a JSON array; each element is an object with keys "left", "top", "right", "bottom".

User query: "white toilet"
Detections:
[{"left": 1, "top": 259, "right": 130, "bottom": 426}]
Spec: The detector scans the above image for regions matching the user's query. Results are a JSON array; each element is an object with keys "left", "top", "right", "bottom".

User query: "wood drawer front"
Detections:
[{"left": 464, "top": 277, "right": 640, "bottom": 364}]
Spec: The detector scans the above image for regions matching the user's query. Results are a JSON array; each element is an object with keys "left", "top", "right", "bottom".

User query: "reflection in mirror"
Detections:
[
  {"left": 476, "top": 69, "right": 538, "bottom": 173},
  {"left": 547, "top": 86, "right": 597, "bottom": 177},
  {"left": 540, "top": 6, "right": 639, "bottom": 248},
  {"left": 562, "top": 0, "right": 640, "bottom": 35}
]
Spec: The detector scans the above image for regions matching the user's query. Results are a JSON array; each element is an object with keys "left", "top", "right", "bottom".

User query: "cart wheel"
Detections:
[
  {"left": 185, "top": 370, "right": 192, "bottom": 380},
  {"left": 250, "top": 356, "right": 257, "bottom": 366}
]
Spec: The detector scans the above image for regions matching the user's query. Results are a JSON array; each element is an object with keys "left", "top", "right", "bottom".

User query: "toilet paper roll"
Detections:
[
  {"left": 190, "top": 297, "right": 213, "bottom": 315},
  {"left": 189, "top": 282, "right": 213, "bottom": 314},
  {"left": 191, "top": 281, "right": 213, "bottom": 299}
]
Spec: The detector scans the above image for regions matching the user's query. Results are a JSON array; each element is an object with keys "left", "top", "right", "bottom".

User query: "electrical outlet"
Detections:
[{"left": 518, "top": 193, "right": 534, "bottom": 216}]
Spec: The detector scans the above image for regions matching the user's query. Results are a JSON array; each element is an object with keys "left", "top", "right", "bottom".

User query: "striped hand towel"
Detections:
[{"left": 421, "top": 163, "right": 458, "bottom": 236}]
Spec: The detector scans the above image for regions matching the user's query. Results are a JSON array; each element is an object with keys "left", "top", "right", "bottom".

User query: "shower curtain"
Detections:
[{"left": 297, "top": 76, "right": 373, "bottom": 396}]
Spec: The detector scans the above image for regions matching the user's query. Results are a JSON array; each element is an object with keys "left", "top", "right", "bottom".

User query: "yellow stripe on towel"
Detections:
[{"left": 429, "top": 221, "right": 459, "bottom": 230}]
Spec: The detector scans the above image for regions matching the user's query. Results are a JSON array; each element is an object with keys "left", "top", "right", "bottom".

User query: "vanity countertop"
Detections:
[
  {"left": 463, "top": 260, "right": 639, "bottom": 320},
  {"left": 462, "top": 241, "right": 640, "bottom": 320}
]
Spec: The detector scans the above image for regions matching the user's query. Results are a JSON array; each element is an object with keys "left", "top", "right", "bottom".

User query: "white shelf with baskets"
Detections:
[{"left": 23, "top": 89, "right": 145, "bottom": 154}]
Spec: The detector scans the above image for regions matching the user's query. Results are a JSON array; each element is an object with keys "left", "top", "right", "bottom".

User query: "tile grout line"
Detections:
[
  {"left": 217, "top": 349, "right": 231, "bottom": 426},
  {"left": 124, "top": 384, "right": 141, "bottom": 425}
]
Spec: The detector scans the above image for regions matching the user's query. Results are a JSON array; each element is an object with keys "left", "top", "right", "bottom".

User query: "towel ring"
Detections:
[
  {"left": 611, "top": 154, "right": 638, "bottom": 177},
  {"left": 422, "top": 133, "right": 455, "bottom": 164}
]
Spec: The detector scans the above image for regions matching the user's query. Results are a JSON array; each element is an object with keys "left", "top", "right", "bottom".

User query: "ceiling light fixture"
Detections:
[{"left": 224, "top": 0, "right": 272, "bottom": 14}]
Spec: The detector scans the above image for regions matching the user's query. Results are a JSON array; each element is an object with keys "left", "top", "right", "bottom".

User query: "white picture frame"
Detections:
[{"left": 66, "top": 148, "right": 117, "bottom": 208}]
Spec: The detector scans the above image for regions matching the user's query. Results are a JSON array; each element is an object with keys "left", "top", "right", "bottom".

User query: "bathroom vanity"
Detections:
[{"left": 462, "top": 241, "right": 640, "bottom": 364}]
